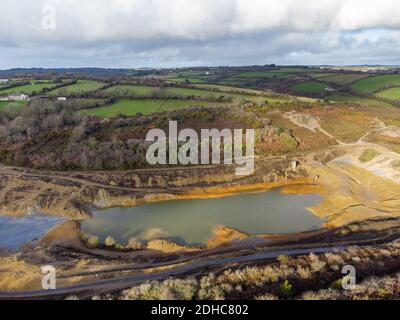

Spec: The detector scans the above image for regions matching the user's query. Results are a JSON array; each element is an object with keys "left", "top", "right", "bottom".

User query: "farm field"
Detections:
[
  {"left": 167, "top": 70, "right": 216, "bottom": 83},
  {"left": 322, "top": 74, "right": 369, "bottom": 85},
  {"left": 218, "top": 78, "right": 251, "bottom": 86},
  {"left": 0, "top": 82, "right": 59, "bottom": 94},
  {"left": 99, "top": 85, "right": 279, "bottom": 103},
  {"left": 168, "top": 77, "right": 206, "bottom": 83},
  {"left": 191, "top": 84, "right": 265, "bottom": 95},
  {"left": 325, "top": 93, "right": 393, "bottom": 107},
  {"left": 83, "top": 99, "right": 217, "bottom": 117},
  {"left": 0, "top": 80, "right": 21, "bottom": 89},
  {"left": 169, "top": 78, "right": 207, "bottom": 83},
  {"left": 49, "top": 80, "right": 104, "bottom": 95},
  {"left": 308, "top": 73, "right": 336, "bottom": 79},
  {"left": 375, "top": 87, "right": 400, "bottom": 101},
  {"left": 163, "top": 87, "right": 277, "bottom": 103},
  {"left": 275, "top": 67, "right": 312, "bottom": 73},
  {"left": 232, "top": 71, "right": 290, "bottom": 78},
  {"left": 291, "top": 81, "right": 328, "bottom": 94},
  {"left": 101, "top": 85, "right": 159, "bottom": 96},
  {"left": 351, "top": 75, "right": 400, "bottom": 94},
  {"left": 168, "top": 67, "right": 315, "bottom": 85}
]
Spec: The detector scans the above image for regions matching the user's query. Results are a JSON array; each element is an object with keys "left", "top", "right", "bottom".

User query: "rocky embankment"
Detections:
[{"left": 0, "top": 155, "right": 312, "bottom": 219}]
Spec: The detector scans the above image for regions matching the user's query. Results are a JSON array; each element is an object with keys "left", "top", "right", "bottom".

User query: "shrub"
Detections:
[
  {"left": 277, "top": 255, "right": 290, "bottom": 264},
  {"left": 391, "top": 160, "right": 400, "bottom": 169},
  {"left": 300, "top": 289, "right": 343, "bottom": 300},
  {"left": 104, "top": 236, "right": 116, "bottom": 247},
  {"left": 278, "top": 280, "right": 294, "bottom": 298},
  {"left": 122, "top": 278, "right": 198, "bottom": 300},
  {"left": 307, "top": 252, "right": 327, "bottom": 272},
  {"left": 331, "top": 278, "right": 343, "bottom": 290},
  {"left": 296, "top": 266, "right": 311, "bottom": 279},
  {"left": 324, "top": 253, "right": 344, "bottom": 265},
  {"left": 279, "top": 132, "right": 298, "bottom": 151},
  {"left": 198, "top": 274, "right": 226, "bottom": 300},
  {"left": 127, "top": 238, "right": 146, "bottom": 250},
  {"left": 86, "top": 236, "right": 99, "bottom": 249},
  {"left": 359, "top": 149, "right": 380, "bottom": 162},
  {"left": 255, "top": 293, "right": 279, "bottom": 300}
]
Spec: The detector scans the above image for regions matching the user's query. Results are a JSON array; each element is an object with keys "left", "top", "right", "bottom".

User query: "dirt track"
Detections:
[{"left": 1, "top": 227, "right": 400, "bottom": 300}]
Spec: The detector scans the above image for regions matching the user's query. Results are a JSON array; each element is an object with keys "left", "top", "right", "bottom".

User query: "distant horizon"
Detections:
[{"left": 1, "top": 64, "right": 400, "bottom": 72}]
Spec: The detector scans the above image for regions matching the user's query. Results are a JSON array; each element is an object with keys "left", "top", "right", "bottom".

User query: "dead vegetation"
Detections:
[{"left": 90, "top": 240, "right": 400, "bottom": 300}]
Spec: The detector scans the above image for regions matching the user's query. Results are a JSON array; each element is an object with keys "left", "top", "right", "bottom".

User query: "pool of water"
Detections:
[
  {"left": 0, "top": 215, "right": 64, "bottom": 250},
  {"left": 82, "top": 188, "right": 323, "bottom": 245}
]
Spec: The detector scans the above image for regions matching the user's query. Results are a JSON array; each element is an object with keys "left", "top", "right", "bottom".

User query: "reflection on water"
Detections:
[
  {"left": 82, "top": 188, "right": 323, "bottom": 245},
  {"left": 0, "top": 215, "right": 64, "bottom": 250}
]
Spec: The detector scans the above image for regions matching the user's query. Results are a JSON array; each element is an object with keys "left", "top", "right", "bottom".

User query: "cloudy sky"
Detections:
[{"left": 1, "top": 0, "right": 400, "bottom": 68}]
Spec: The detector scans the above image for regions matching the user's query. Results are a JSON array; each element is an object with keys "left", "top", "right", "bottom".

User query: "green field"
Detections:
[
  {"left": 163, "top": 87, "right": 280, "bottom": 103},
  {"left": 325, "top": 93, "right": 393, "bottom": 107},
  {"left": 165, "top": 87, "right": 227, "bottom": 98},
  {"left": 167, "top": 71, "right": 215, "bottom": 83},
  {"left": 192, "top": 84, "right": 264, "bottom": 95},
  {"left": 375, "top": 87, "right": 400, "bottom": 101},
  {"left": 101, "top": 85, "right": 159, "bottom": 96},
  {"left": 0, "top": 82, "right": 59, "bottom": 94},
  {"left": 218, "top": 78, "right": 250, "bottom": 85},
  {"left": 169, "top": 78, "right": 205, "bottom": 83},
  {"left": 277, "top": 67, "right": 311, "bottom": 73},
  {"left": 232, "top": 71, "right": 289, "bottom": 78},
  {"left": 291, "top": 81, "right": 328, "bottom": 94},
  {"left": 351, "top": 75, "right": 400, "bottom": 94},
  {"left": 49, "top": 80, "right": 104, "bottom": 95},
  {"left": 322, "top": 74, "right": 369, "bottom": 85},
  {"left": 83, "top": 99, "right": 218, "bottom": 117},
  {"left": 101, "top": 85, "right": 277, "bottom": 103},
  {"left": 308, "top": 73, "right": 337, "bottom": 79}
]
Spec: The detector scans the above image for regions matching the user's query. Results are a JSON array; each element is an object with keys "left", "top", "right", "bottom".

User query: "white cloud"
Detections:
[{"left": 0, "top": 0, "right": 400, "bottom": 67}]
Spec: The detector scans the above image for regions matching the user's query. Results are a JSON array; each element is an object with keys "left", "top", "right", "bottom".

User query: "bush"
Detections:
[
  {"left": 278, "top": 280, "right": 294, "bottom": 298},
  {"left": 104, "top": 236, "right": 116, "bottom": 247},
  {"left": 277, "top": 255, "right": 291, "bottom": 263},
  {"left": 330, "top": 278, "right": 343, "bottom": 290},
  {"left": 359, "top": 149, "right": 380, "bottom": 162},
  {"left": 86, "top": 236, "right": 99, "bottom": 249},
  {"left": 122, "top": 278, "right": 198, "bottom": 300},
  {"left": 391, "top": 160, "right": 400, "bottom": 169},
  {"left": 255, "top": 293, "right": 278, "bottom": 300},
  {"left": 127, "top": 238, "right": 146, "bottom": 250}
]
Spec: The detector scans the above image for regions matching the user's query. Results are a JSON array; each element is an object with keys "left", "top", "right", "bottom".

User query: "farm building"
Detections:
[{"left": 7, "top": 93, "right": 29, "bottom": 101}]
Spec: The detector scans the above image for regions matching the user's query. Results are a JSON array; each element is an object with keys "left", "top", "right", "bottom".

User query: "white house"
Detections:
[
  {"left": 0, "top": 79, "right": 9, "bottom": 84},
  {"left": 7, "top": 93, "right": 29, "bottom": 101},
  {"left": 57, "top": 97, "right": 67, "bottom": 101}
]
